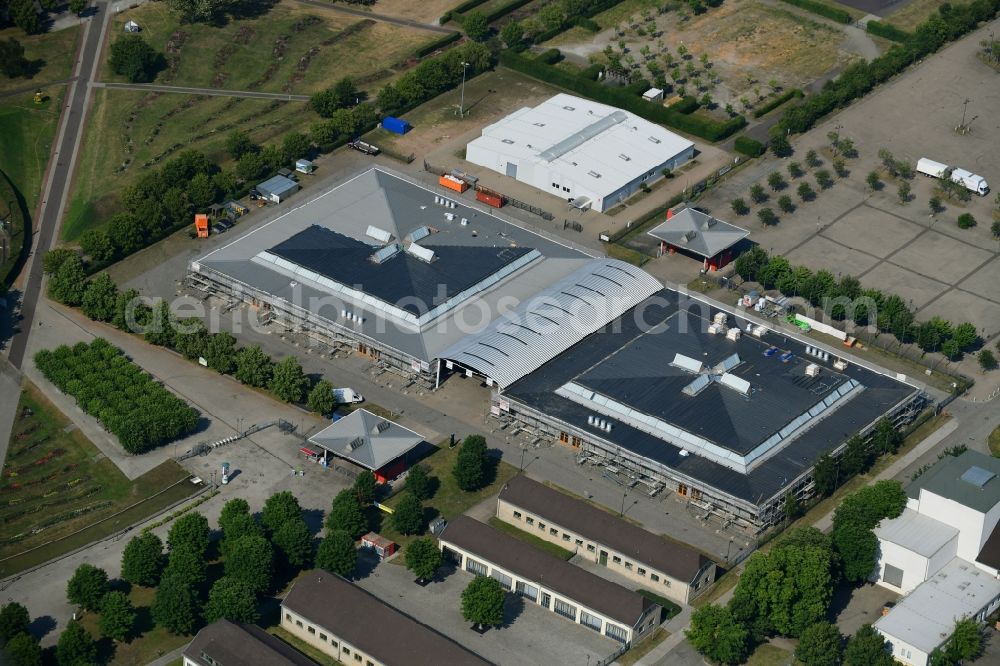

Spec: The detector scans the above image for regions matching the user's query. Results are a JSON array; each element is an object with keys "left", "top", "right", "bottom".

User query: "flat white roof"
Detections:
[
  {"left": 875, "top": 558, "right": 1000, "bottom": 654},
  {"left": 467, "top": 93, "right": 694, "bottom": 198},
  {"left": 874, "top": 508, "right": 959, "bottom": 558}
]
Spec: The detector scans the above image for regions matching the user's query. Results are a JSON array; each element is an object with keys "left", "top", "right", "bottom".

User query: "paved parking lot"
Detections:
[
  {"left": 693, "top": 18, "right": 1000, "bottom": 342},
  {"left": 354, "top": 555, "right": 617, "bottom": 666}
]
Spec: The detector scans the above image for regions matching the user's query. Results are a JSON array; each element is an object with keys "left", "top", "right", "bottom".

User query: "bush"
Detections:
[
  {"left": 776, "top": 0, "right": 850, "bottom": 23},
  {"left": 108, "top": 35, "right": 161, "bottom": 83},
  {"left": 412, "top": 31, "right": 462, "bottom": 59},
  {"left": 731, "top": 198, "right": 750, "bottom": 216},
  {"left": 866, "top": 20, "right": 911, "bottom": 42},
  {"left": 734, "top": 136, "right": 765, "bottom": 157},
  {"left": 752, "top": 89, "right": 804, "bottom": 118},
  {"left": 35, "top": 339, "right": 198, "bottom": 453},
  {"left": 957, "top": 213, "right": 977, "bottom": 229},
  {"left": 484, "top": 0, "right": 533, "bottom": 22}
]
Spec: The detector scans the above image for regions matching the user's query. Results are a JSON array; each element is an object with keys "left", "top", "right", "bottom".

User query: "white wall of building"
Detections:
[
  {"left": 879, "top": 634, "right": 932, "bottom": 666},
  {"left": 918, "top": 492, "right": 987, "bottom": 563},
  {"left": 876, "top": 540, "right": 934, "bottom": 594}
]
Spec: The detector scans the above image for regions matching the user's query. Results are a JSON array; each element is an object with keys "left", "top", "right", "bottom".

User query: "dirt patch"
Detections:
[{"left": 546, "top": 0, "right": 854, "bottom": 112}]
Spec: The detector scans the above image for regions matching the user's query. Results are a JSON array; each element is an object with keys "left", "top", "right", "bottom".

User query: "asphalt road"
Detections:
[
  {"left": 93, "top": 81, "right": 311, "bottom": 101},
  {"left": 7, "top": 1, "right": 110, "bottom": 369}
]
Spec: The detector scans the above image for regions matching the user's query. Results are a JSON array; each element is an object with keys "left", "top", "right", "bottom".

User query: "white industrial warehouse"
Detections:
[{"left": 465, "top": 93, "right": 695, "bottom": 212}]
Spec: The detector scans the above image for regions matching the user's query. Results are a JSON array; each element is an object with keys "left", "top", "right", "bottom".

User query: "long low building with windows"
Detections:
[
  {"left": 184, "top": 619, "right": 318, "bottom": 666},
  {"left": 497, "top": 474, "right": 716, "bottom": 603},
  {"left": 281, "top": 570, "right": 493, "bottom": 666},
  {"left": 439, "top": 515, "right": 661, "bottom": 645}
]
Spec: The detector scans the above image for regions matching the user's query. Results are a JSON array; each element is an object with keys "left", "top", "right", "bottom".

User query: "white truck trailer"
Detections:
[
  {"left": 949, "top": 168, "right": 989, "bottom": 196},
  {"left": 332, "top": 388, "right": 364, "bottom": 404},
  {"left": 916, "top": 157, "right": 949, "bottom": 179},
  {"left": 916, "top": 157, "right": 989, "bottom": 196}
]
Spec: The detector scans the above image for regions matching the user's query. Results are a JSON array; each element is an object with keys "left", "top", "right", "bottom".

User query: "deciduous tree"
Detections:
[
  {"left": 152, "top": 574, "right": 198, "bottom": 635},
  {"left": 204, "top": 576, "right": 259, "bottom": 624},
  {"left": 55, "top": 620, "right": 96, "bottom": 666},
  {"left": 262, "top": 491, "right": 303, "bottom": 535},
  {"left": 204, "top": 332, "right": 237, "bottom": 374},
  {"left": 225, "top": 534, "right": 274, "bottom": 594},
  {"left": 405, "top": 464, "right": 432, "bottom": 500},
  {"left": 98, "top": 591, "right": 136, "bottom": 642},
  {"left": 121, "top": 532, "right": 165, "bottom": 587},
  {"left": 167, "top": 512, "right": 210, "bottom": 557},
  {"left": 273, "top": 517, "right": 314, "bottom": 569},
  {"left": 405, "top": 537, "right": 443, "bottom": 582},
  {"left": 307, "top": 379, "right": 337, "bottom": 415},
  {"left": 461, "top": 576, "right": 504, "bottom": 629},
  {"left": 315, "top": 530, "right": 357, "bottom": 577},
  {"left": 795, "top": 621, "right": 843, "bottom": 666},
  {"left": 109, "top": 35, "right": 160, "bottom": 83},
  {"left": 463, "top": 11, "right": 490, "bottom": 42},
  {"left": 392, "top": 493, "right": 424, "bottom": 535},
  {"left": 0, "top": 602, "right": 29, "bottom": 645},
  {"left": 843, "top": 624, "right": 893, "bottom": 666},
  {"left": 234, "top": 344, "right": 274, "bottom": 388},
  {"left": 270, "top": 356, "right": 308, "bottom": 403},
  {"left": 453, "top": 434, "right": 489, "bottom": 491},
  {"left": 326, "top": 489, "right": 368, "bottom": 538},
  {"left": 685, "top": 604, "right": 749, "bottom": 665},
  {"left": 66, "top": 564, "right": 109, "bottom": 612},
  {"left": 353, "top": 470, "right": 377, "bottom": 505},
  {"left": 0, "top": 38, "right": 30, "bottom": 78}
]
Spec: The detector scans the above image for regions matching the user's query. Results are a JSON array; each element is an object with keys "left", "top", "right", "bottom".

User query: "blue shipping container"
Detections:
[{"left": 382, "top": 116, "right": 411, "bottom": 135}]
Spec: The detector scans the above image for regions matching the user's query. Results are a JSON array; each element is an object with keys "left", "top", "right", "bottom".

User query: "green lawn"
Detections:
[
  {"left": 487, "top": 516, "right": 575, "bottom": 560},
  {"left": 636, "top": 589, "right": 682, "bottom": 622},
  {"left": 107, "top": 1, "right": 426, "bottom": 94},
  {"left": 78, "top": 585, "right": 191, "bottom": 665},
  {"left": 368, "top": 441, "right": 518, "bottom": 552},
  {"left": 63, "top": 88, "right": 309, "bottom": 240},
  {"left": 746, "top": 642, "right": 793, "bottom": 666},
  {"left": 618, "top": 628, "right": 670, "bottom": 666},
  {"left": 0, "top": 90, "right": 63, "bottom": 217},
  {"left": 266, "top": 626, "right": 345, "bottom": 666},
  {"left": 0, "top": 382, "right": 196, "bottom": 576},
  {"left": 0, "top": 24, "right": 80, "bottom": 96},
  {"left": 989, "top": 425, "right": 1000, "bottom": 458}
]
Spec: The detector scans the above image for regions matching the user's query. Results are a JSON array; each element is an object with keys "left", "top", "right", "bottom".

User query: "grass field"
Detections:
[
  {"left": 62, "top": 88, "right": 308, "bottom": 240},
  {"left": 369, "top": 441, "right": 518, "bottom": 552},
  {"left": 0, "top": 24, "right": 80, "bottom": 95},
  {"left": 77, "top": 585, "right": 190, "bottom": 665},
  {"left": 487, "top": 516, "right": 575, "bottom": 560},
  {"left": 0, "top": 383, "right": 195, "bottom": 576},
  {"left": 619, "top": 627, "right": 670, "bottom": 666},
  {"left": 989, "top": 425, "right": 1000, "bottom": 457},
  {"left": 636, "top": 589, "right": 682, "bottom": 621},
  {"left": 886, "top": 0, "right": 948, "bottom": 31},
  {"left": 267, "top": 626, "right": 345, "bottom": 666},
  {"left": 746, "top": 643, "right": 793, "bottom": 665},
  {"left": 107, "top": 1, "right": 426, "bottom": 94},
  {"left": 0, "top": 91, "right": 63, "bottom": 217}
]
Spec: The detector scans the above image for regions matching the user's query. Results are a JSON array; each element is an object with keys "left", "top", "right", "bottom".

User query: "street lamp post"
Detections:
[
  {"left": 458, "top": 62, "right": 470, "bottom": 117},
  {"left": 960, "top": 98, "right": 971, "bottom": 129}
]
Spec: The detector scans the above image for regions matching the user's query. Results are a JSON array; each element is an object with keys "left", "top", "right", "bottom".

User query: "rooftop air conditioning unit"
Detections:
[
  {"left": 726, "top": 327, "right": 742, "bottom": 341},
  {"left": 805, "top": 363, "right": 820, "bottom": 377},
  {"left": 713, "top": 312, "right": 728, "bottom": 326}
]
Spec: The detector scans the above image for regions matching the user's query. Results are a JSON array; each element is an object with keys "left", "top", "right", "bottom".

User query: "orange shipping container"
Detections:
[
  {"left": 476, "top": 190, "right": 504, "bottom": 208},
  {"left": 194, "top": 214, "right": 209, "bottom": 238},
  {"left": 439, "top": 174, "right": 468, "bottom": 193}
]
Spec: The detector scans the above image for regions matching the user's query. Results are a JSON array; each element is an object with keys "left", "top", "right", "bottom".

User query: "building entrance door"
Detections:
[
  {"left": 599, "top": 550, "right": 608, "bottom": 566},
  {"left": 505, "top": 162, "right": 518, "bottom": 178}
]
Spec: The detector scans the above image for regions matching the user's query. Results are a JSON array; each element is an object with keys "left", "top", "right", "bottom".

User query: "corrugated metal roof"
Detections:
[{"left": 439, "top": 259, "right": 662, "bottom": 388}]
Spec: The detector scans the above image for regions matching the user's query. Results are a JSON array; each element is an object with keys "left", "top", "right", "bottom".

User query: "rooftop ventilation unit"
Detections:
[
  {"left": 372, "top": 421, "right": 391, "bottom": 435},
  {"left": 805, "top": 363, "right": 820, "bottom": 377},
  {"left": 719, "top": 372, "right": 751, "bottom": 396},
  {"left": 619, "top": 153, "right": 631, "bottom": 161},
  {"left": 366, "top": 225, "right": 392, "bottom": 244},
  {"left": 726, "top": 327, "right": 742, "bottom": 341},
  {"left": 587, "top": 170, "right": 602, "bottom": 178},
  {"left": 679, "top": 449, "right": 690, "bottom": 457},
  {"left": 833, "top": 359, "right": 848, "bottom": 371},
  {"left": 371, "top": 243, "right": 401, "bottom": 264},
  {"left": 345, "top": 436, "right": 365, "bottom": 452},
  {"left": 648, "top": 136, "right": 661, "bottom": 144},
  {"left": 707, "top": 323, "right": 723, "bottom": 335},
  {"left": 406, "top": 243, "right": 435, "bottom": 263},
  {"left": 671, "top": 353, "right": 703, "bottom": 374},
  {"left": 713, "top": 312, "right": 728, "bottom": 326},
  {"left": 707, "top": 217, "right": 718, "bottom": 227}
]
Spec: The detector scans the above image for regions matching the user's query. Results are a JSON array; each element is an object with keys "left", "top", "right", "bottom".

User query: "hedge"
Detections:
[
  {"left": 440, "top": 0, "right": 489, "bottom": 23},
  {"left": 866, "top": 20, "right": 911, "bottom": 42},
  {"left": 734, "top": 136, "right": 766, "bottom": 157},
  {"left": 531, "top": 0, "right": 626, "bottom": 43},
  {"left": 778, "top": 0, "right": 1000, "bottom": 135},
  {"left": 499, "top": 50, "right": 746, "bottom": 142},
  {"left": 413, "top": 31, "right": 462, "bottom": 59},
  {"left": 752, "top": 89, "right": 804, "bottom": 118},
  {"left": 776, "top": 0, "right": 851, "bottom": 23},
  {"left": 0, "top": 168, "right": 27, "bottom": 294},
  {"left": 537, "top": 48, "right": 563, "bottom": 64},
  {"left": 573, "top": 16, "right": 601, "bottom": 32},
  {"left": 484, "top": 0, "right": 533, "bottom": 23}
]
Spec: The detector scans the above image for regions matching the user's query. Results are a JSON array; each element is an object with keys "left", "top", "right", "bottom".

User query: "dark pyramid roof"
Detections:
[{"left": 269, "top": 225, "right": 532, "bottom": 316}]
